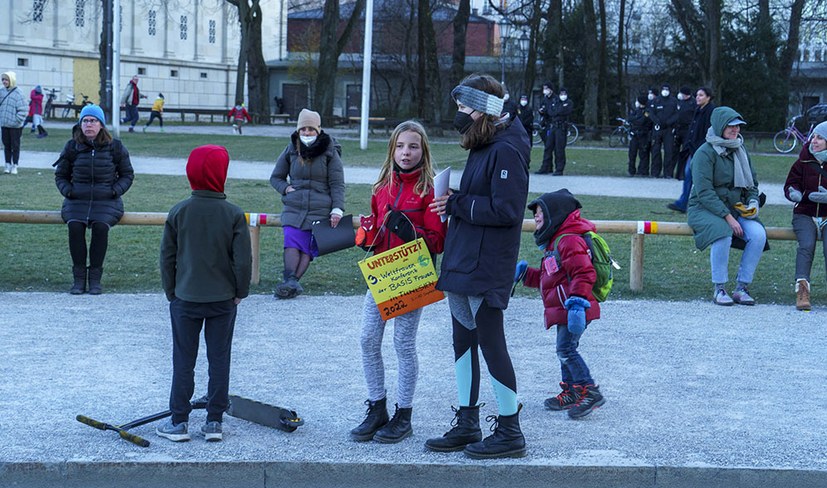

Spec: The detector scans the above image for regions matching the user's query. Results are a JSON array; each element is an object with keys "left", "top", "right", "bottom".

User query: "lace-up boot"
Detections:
[
  {"left": 463, "top": 404, "right": 526, "bottom": 459},
  {"left": 373, "top": 404, "right": 412, "bottom": 443},
  {"left": 424, "top": 405, "right": 482, "bottom": 452},
  {"left": 544, "top": 382, "right": 581, "bottom": 410},
  {"left": 568, "top": 384, "right": 606, "bottom": 419},
  {"left": 350, "top": 397, "right": 389, "bottom": 441},
  {"left": 796, "top": 279, "right": 811, "bottom": 311}
]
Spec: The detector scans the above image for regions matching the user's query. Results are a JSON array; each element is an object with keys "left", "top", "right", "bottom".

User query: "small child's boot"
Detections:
[
  {"left": 568, "top": 384, "right": 606, "bottom": 419},
  {"left": 544, "top": 381, "right": 581, "bottom": 410},
  {"left": 796, "top": 279, "right": 811, "bottom": 311}
]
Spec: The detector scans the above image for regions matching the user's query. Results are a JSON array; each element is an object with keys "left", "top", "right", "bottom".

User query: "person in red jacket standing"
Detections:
[
  {"left": 350, "top": 120, "right": 446, "bottom": 444},
  {"left": 515, "top": 189, "right": 606, "bottom": 419},
  {"left": 228, "top": 101, "right": 251, "bottom": 135}
]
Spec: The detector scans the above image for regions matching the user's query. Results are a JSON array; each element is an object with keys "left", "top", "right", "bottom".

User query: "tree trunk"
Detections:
[
  {"left": 99, "top": 0, "right": 113, "bottom": 115},
  {"left": 523, "top": 0, "right": 543, "bottom": 99},
  {"left": 779, "top": 0, "right": 806, "bottom": 81},
  {"left": 227, "top": 0, "right": 269, "bottom": 122},
  {"left": 702, "top": 0, "right": 722, "bottom": 94},
  {"left": 416, "top": 0, "right": 441, "bottom": 124},
  {"left": 616, "top": 0, "right": 626, "bottom": 114},
  {"left": 597, "top": 0, "right": 608, "bottom": 125},
  {"left": 449, "top": 0, "right": 470, "bottom": 92},
  {"left": 542, "top": 0, "right": 562, "bottom": 86},
  {"left": 581, "top": 0, "right": 599, "bottom": 133},
  {"left": 313, "top": 0, "right": 365, "bottom": 119}
]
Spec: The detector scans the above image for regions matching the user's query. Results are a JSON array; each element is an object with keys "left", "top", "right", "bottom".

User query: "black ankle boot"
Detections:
[
  {"left": 374, "top": 404, "right": 412, "bottom": 443},
  {"left": 87, "top": 267, "right": 103, "bottom": 295},
  {"left": 350, "top": 397, "right": 389, "bottom": 442},
  {"left": 424, "top": 405, "right": 482, "bottom": 452},
  {"left": 464, "top": 404, "right": 526, "bottom": 459},
  {"left": 70, "top": 266, "right": 87, "bottom": 295}
]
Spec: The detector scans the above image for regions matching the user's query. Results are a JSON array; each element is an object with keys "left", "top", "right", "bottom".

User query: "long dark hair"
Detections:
[
  {"left": 73, "top": 124, "right": 113, "bottom": 146},
  {"left": 457, "top": 74, "right": 505, "bottom": 150}
]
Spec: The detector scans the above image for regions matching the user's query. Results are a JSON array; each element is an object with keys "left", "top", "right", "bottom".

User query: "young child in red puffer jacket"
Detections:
[{"left": 514, "top": 188, "right": 606, "bottom": 419}]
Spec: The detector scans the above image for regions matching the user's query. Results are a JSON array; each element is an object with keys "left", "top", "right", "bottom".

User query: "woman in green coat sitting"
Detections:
[{"left": 687, "top": 106, "right": 766, "bottom": 306}]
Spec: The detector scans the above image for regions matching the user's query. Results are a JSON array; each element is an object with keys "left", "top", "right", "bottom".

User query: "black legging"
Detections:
[
  {"left": 68, "top": 221, "right": 109, "bottom": 268},
  {"left": 452, "top": 300, "right": 517, "bottom": 406},
  {"left": 2, "top": 127, "right": 22, "bottom": 165}
]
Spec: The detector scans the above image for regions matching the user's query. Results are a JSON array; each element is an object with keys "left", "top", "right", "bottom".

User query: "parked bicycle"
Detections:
[
  {"left": 43, "top": 88, "right": 59, "bottom": 120},
  {"left": 609, "top": 117, "right": 630, "bottom": 148},
  {"left": 774, "top": 115, "right": 813, "bottom": 153},
  {"left": 532, "top": 121, "right": 579, "bottom": 146},
  {"left": 60, "top": 93, "right": 75, "bottom": 118}
]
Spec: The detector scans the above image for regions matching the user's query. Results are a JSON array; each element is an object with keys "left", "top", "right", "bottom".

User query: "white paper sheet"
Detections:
[{"left": 434, "top": 168, "right": 451, "bottom": 222}]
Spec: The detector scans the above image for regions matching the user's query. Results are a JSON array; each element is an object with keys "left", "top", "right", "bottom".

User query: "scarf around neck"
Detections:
[
  {"left": 706, "top": 127, "right": 752, "bottom": 189},
  {"left": 810, "top": 144, "right": 827, "bottom": 163}
]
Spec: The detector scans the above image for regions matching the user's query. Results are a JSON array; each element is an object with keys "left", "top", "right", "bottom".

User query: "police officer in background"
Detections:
[
  {"left": 627, "top": 94, "right": 653, "bottom": 177},
  {"left": 650, "top": 83, "right": 679, "bottom": 178},
  {"left": 536, "top": 82, "right": 556, "bottom": 174},
  {"left": 517, "top": 94, "right": 534, "bottom": 167},
  {"left": 673, "top": 86, "right": 695, "bottom": 180},
  {"left": 547, "top": 88, "right": 573, "bottom": 175}
]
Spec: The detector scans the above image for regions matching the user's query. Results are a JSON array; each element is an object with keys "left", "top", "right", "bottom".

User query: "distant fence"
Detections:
[{"left": 0, "top": 210, "right": 797, "bottom": 290}]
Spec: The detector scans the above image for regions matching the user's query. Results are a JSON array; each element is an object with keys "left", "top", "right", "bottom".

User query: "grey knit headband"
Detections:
[{"left": 451, "top": 85, "right": 504, "bottom": 116}]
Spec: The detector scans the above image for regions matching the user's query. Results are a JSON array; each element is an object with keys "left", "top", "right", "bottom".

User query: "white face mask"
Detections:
[
  {"left": 543, "top": 89, "right": 551, "bottom": 96},
  {"left": 300, "top": 135, "right": 317, "bottom": 146},
  {"left": 648, "top": 93, "right": 655, "bottom": 101},
  {"left": 635, "top": 102, "right": 643, "bottom": 109},
  {"left": 559, "top": 95, "right": 568, "bottom": 101},
  {"left": 520, "top": 100, "right": 528, "bottom": 106},
  {"left": 661, "top": 90, "right": 670, "bottom": 97},
  {"left": 503, "top": 94, "right": 510, "bottom": 101}
]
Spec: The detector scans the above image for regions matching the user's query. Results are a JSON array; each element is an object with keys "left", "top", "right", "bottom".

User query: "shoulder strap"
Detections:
[
  {"left": 805, "top": 161, "right": 827, "bottom": 180},
  {"left": 552, "top": 233, "right": 579, "bottom": 253}
]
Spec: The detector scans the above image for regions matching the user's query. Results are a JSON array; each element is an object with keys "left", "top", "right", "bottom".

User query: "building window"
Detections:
[
  {"left": 171, "top": 70, "right": 179, "bottom": 78},
  {"left": 200, "top": 72, "right": 208, "bottom": 79},
  {"left": 148, "top": 10, "right": 156, "bottom": 36},
  {"left": 137, "top": 67, "right": 146, "bottom": 75},
  {"left": 17, "top": 58, "right": 29, "bottom": 67},
  {"left": 119, "top": 5, "right": 123, "bottom": 33},
  {"left": 180, "top": 16, "right": 188, "bottom": 40},
  {"left": 209, "top": 20, "right": 216, "bottom": 44},
  {"left": 75, "top": 0, "right": 85, "bottom": 27},
  {"left": 32, "top": 0, "right": 46, "bottom": 23}
]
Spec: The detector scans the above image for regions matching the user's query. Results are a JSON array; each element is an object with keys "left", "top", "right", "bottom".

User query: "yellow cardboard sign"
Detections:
[{"left": 358, "top": 238, "right": 444, "bottom": 320}]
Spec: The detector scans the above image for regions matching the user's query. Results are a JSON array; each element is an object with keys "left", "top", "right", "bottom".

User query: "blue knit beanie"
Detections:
[{"left": 79, "top": 104, "right": 106, "bottom": 125}]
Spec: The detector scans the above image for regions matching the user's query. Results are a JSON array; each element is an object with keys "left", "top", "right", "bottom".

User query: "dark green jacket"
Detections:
[
  {"left": 161, "top": 190, "right": 252, "bottom": 302},
  {"left": 687, "top": 107, "right": 762, "bottom": 250}
]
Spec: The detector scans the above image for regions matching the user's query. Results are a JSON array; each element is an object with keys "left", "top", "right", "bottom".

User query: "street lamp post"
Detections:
[{"left": 519, "top": 31, "right": 530, "bottom": 94}]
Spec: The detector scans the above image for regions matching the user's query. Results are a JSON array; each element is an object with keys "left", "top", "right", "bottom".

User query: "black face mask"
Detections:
[{"left": 453, "top": 111, "right": 475, "bottom": 135}]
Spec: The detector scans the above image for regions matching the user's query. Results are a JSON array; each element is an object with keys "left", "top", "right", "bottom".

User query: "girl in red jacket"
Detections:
[
  {"left": 516, "top": 189, "right": 606, "bottom": 419},
  {"left": 350, "top": 120, "right": 446, "bottom": 444}
]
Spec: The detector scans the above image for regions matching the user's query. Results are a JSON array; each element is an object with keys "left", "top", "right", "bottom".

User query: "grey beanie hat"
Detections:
[
  {"left": 813, "top": 121, "right": 827, "bottom": 141},
  {"left": 451, "top": 85, "right": 504, "bottom": 117}
]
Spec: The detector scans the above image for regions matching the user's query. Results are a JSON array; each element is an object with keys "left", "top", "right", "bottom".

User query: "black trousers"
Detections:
[
  {"left": 2, "top": 127, "right": 22, "bottom": 165},
  {"left": 146, "top": 110, "right": 164, "bottom": 127},
  {"left": 168, "top": 298, "right": 237, "bottom": 424},
  {"left": 651, "top": 127, "right": 674, "bottom": 177},
  {"left": 628, "top": 133, "right": 650, "bottom": 176},
  {"left": 541, "top": 125, "right": 568, "bottom": 173}
]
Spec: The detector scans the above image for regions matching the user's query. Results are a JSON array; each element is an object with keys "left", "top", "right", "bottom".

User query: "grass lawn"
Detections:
[
  {"left": 0, "top": 167, "right": 816, "bottom": 307},
  {"left": 21, "top": 129, "right": 797, "bottom": 182}
]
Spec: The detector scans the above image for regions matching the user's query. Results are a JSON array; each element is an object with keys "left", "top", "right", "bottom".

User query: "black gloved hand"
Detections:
[{"left": 386, "top": 210, "right": 417, "bottom": 243}]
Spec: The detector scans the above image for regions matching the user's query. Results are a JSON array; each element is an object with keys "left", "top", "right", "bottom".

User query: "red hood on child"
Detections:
[{"left": 186, "top": 145, "right": 229, "bottom": 193}]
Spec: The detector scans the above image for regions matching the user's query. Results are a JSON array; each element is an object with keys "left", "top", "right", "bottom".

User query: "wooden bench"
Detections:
[{"left": 347, "top": 116, "right": 397, "bottom": 134}]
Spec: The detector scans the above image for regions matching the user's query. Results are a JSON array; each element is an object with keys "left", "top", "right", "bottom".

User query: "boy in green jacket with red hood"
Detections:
[{"left": 157, "top": 145, "right": 252, "bottom": 442}]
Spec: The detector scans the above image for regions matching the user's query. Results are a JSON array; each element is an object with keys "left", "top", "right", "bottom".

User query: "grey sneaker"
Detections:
[
  {"left": 200, "top": 421, "right": 223, "bottom": 442},
  {"left": 156, "top": 419, "right": 190, "bottom": 442},
  {"left": 732, "top": 287, "right": 755, "bottom": 305},
  {"left": 713, "top": 288, "right": 734, "bottom": 306}
]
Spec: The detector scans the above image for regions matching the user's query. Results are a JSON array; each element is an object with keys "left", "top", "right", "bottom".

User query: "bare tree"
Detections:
[
  {"left": 416, "top": 0, "right": 441, "bottom": 123},
  {"left": 581, "top": 0, "right": 599, "bottom": 132},
  {"left": 616, "top": 0, "right": 626, "bottom": 110},
  {"left": 597, "top": 0, "right": 608, "bottom": 125},
  {"left": 449, "top": 0, "right": 471, "bottom": 94},
  {"left": 314, "top": 0, "right": 365, "bottom": 118}
]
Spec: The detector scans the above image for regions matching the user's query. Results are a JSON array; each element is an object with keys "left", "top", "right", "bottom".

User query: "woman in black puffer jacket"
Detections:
[{"left": 54, "top": 105, "right": 134, "bottom": 295}]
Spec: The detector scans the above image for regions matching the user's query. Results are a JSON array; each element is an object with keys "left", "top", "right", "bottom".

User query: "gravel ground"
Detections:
[{"left": 1, "top": 292, "right": 825, "bottom": 471}]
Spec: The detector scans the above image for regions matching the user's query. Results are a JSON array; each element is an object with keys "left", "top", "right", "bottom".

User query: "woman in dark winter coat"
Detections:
[
  {"left": 784, "top": 121, "right": 827, "bottom": 311},
  {"left": 54, "top": 105, "right": 134, "bottom": 294},
  {"left": 427, "top": 74, "right": 530, "bottom": 459},
  {"left": 269, "top": 108, "right": 345, "bottom": 298}
]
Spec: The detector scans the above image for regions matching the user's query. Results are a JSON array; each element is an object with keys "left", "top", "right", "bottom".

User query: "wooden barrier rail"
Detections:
[{"left": 0, "top": 210, "right": 797, "bottom": 290}]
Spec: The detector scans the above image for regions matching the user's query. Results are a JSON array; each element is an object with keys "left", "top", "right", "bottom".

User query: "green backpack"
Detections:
[{"left": 552, "top": 231, "right": 618, "bottom": 302}]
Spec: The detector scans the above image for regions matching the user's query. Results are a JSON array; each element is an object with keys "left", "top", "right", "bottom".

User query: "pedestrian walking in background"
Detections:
[
  {"left": 650, "top": 83, "right": 679, "bottom": 178},
  {"left": 627, "top": 94, "right": 653, "bottom": 177},
  {"left": 783, "top": 121, "right": 827, "bottom": 311},
  {"left": 120, "top": 75, "right": 146, "bottom": 133},
  {"left": 673, "top": 86, "right": 695, "bottom": 179},
  {"left": 157, "top": 145, "right": 252, "bottom": 443},
  {"left": 514, "top": 189, "right": 606, "bottom": 418},
  {"left": 668, "top": 87, "right": 716, "bottom": 213},
  {"left": 53, "top": 105, "right": 134, "bottom": 295},
  {"left": 350, "top": 120, "right": 446, "bottom": 444},
  {"left": 427, "top": 74, "right": 530, "bottom": 459},
  {"left": 269, "top": 108, "right": 345, "bottom": 298},
  {"left": 143, "top": 93, "right": 164, "bottom": 132},
  {"left": 228, "top": 101, "right": 251, "bottom": 135},
  {"left": 0, "top": 71, "right": 28, "bottom": 174},
  {"left": 687, "top": 106, "right": 766, "bottom": 306}
]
